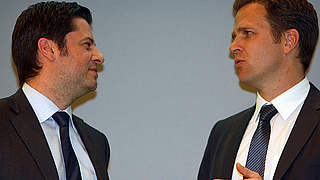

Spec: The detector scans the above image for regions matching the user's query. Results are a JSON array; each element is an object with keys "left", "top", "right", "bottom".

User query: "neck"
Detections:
[
  {"left": 257, "top": 74, "right": 305, "bottom": 102},
  {"left": 27, "top": 77, "right": 74, "bottom": 110},
  {"left": 253, "top": 54, "right": 305, "bottom": 101}
]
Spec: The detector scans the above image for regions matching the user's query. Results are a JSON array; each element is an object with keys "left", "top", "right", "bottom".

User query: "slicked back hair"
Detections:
[{"left": 12, "top": 1, "right": 92, "bottom": 86}]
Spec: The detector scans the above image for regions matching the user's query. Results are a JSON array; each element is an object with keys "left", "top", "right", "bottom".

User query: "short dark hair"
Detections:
[
  {"left": 233, "top": 0, "right": 319, "bottom": 72},
  {"left": 12, "top": 1, "right": 92, "bottom": 86}
]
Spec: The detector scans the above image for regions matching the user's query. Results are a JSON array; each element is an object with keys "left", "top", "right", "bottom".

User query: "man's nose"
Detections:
[{"left": 93, "top": 46, "right": 104, "bottom": 64}]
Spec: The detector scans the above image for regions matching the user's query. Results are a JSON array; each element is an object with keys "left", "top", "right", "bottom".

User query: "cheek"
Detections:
[
  {"left": 247, "top": 40, "right": 273, "bottom": 60},
  {"left": 79, "top": 52, "right": 91, "bottom": 65},
  {"left": 77, "top": 62, "right": 89, "bottom": 74},
  {"left": 67, "top": 51, "right": 91, "bottom": 73},
  {"left": 73, "top": 53, "right": 90, "bottom": 67}
]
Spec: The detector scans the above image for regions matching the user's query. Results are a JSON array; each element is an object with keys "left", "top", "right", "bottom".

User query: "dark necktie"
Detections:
[
  {"left": 245, "top": 104, "right": 278, "bottom": 178},
  {"left": 52, "top": 112, "right": 81, "bottom": 180}
]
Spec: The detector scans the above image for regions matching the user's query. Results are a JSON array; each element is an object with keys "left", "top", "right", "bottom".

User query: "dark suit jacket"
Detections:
[
  {"left": 0, "top": 89, "right": 110, "bottom": 180},
  {"left": 198, "top": 83, "right": 320, "bottom": 180}
]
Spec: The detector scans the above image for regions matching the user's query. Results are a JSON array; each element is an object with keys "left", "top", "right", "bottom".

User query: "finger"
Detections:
[{"left": 236, "top": 163, "right": 261, "bottom": 179}]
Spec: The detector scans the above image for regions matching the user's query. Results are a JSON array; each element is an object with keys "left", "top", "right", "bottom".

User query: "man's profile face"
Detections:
[
  {"left": 229, "top": 3, "right": 285, "bottom": 89},
  {"left": 55, "top": 18, "right": 104, "bottom": 98}
]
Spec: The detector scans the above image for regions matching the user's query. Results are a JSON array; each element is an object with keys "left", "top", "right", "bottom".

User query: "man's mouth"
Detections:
[
  {"left": 234, "top": 58, "right": 245, "bottom": 65},
  {"left": 89, "top": 68, "right": 97, "bottom": 72},
  {"left": 88, "top": 67, "right": 98, "bottom": 78},
  {"left": 88, "top": 65, "right": 98, "bottom": 72}
]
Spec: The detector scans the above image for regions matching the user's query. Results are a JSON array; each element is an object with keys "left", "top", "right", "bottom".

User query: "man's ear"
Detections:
[
  {"left": 283, "top": 29, "right": 299, "bottom": 55},
  {"left": 37, "top": 38, "right": 58, "bottom": 61}
]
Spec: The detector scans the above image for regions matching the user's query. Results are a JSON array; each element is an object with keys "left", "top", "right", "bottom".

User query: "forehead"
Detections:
[
  {"left": 64, "top": 18, "right": 93, "bottom": 43},
  {"left": 73, "top": 18, "right": 92, "bottom": 33},
  {"left": 234, "top": 3, "right": 269, "bottom": 29}
]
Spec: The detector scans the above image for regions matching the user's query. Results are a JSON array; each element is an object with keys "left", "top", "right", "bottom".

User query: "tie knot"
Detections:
[
  {"left": 52, "top": 111, "right": 70, "bottom": 127},
  {"left": 259, "top": 104, "right": 278, "bottom": 122}
]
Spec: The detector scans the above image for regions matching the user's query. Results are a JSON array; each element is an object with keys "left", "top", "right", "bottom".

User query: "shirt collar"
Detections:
[
  {"left": 22, "top": 83, "right": 73, "bottom": 123},
  {"left": 253, "top": 77, "right": 310, "bottom": 122}
]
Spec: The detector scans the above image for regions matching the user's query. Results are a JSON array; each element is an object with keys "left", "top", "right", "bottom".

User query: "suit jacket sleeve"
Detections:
[{"left": 198, "top": 107, "right": 254, "bottom": 180}]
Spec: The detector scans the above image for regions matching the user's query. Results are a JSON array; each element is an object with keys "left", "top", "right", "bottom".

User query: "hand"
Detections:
[{"left": 236, "top": 163, "right": 263, "bottom": 180}]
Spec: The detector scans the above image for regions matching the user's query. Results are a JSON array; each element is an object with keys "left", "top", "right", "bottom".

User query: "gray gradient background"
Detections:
[{"left": 0, "top": 0, "right": 319, "bottom": 179}]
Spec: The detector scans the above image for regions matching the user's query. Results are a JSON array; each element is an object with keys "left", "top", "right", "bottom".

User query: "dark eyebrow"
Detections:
[
  {"left": 238, "top": 27, "right": 251, "bottom": 32},
  {"left": 232, "top": 27, "right": 254, "bottom": 39},
  {"left": 81, "top": 37, "right": 96, "bottom": 46}
]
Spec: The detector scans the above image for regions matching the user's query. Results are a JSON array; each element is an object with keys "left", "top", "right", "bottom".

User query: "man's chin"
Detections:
[
  {"left": 88, "top": 82, "right": 98, "bottom": 91},
  {"left": 82, "top": 81, "right": 98, "bottom": 94},
  {"left": 236, "top": 71, "right": 250, "bottom": 84},
  {"left": 237, "top": 76, "right": 258, "bottom": 93}
]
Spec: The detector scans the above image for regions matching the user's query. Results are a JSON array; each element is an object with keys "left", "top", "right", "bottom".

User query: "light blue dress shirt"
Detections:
[{"left": 22, "top": 83, "right": 97, "bottom": 180}]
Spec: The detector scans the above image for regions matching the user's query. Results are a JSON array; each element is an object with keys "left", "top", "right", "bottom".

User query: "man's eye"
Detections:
[
  {"left": 84, "top": 42, "right": 92, "bottom": 50},
  {"left": 244, "top": 30, "right": 253, "bottom": 35},
  {"left": 232, "top": 34, "right": 236, "bottom": 42}
]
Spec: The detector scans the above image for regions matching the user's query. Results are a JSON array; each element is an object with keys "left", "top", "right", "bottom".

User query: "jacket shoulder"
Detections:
[
  {"left": 0, "top": 89, "right": 23, "bottom": 117},
  {"left": 214, "top": 107, "right": 255, "bottom": 130}
]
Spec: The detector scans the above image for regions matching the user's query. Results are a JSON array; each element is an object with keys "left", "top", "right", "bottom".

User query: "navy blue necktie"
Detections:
[
  {"left": 246, "top": 104, "right": 278, "bottom": 178},
  {"left": 52, "top": 112, "right": 81, "bottom": 180}
]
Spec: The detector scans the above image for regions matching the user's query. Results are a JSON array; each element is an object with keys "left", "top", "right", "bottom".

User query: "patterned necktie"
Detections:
[
  {"left": 52, "top": 112, "right": 81, "bottom": 180},
  {"left": 245, "top": 104, "right": 278, "bottom": 178}
]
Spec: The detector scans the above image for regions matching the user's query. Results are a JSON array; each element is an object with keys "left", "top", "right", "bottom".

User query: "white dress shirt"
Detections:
[
  {"left": 22, "top": 83, "right": 97, "bottom": 180},
  {"left": 231, "top": 77, "right": 310, "bottom": 180}
]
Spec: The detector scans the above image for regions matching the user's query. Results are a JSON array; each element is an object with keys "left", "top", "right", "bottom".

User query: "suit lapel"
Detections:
[
  {"left": 9, "top": 89, "right": 59, "bottom": 180},
  {"left": 216, "top": 106, "right": 255, "bottom": 177},
  {"left": 73, "top": 116, "right": 107, "bottom": 179},
  {"left": 273, "top": 83, "right": 320, "bottom": 179}
]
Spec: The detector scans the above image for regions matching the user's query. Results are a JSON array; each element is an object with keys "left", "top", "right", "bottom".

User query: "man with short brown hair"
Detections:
[
  {"left": 0, "top": 2, "right": 110, "bottom": 179},
  {"left": 198, "top": 0, "right": 319, "bottom": 179}
]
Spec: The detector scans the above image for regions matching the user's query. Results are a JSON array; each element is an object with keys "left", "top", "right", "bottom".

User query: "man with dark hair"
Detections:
[
  {"left": 198, "top": 0, "right": 319, "bottom": 179},
  {"left": 0, "top": 1, "right": 109, "bottom": 179}
]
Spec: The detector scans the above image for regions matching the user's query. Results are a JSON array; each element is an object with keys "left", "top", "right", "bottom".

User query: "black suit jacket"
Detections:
[
  {"left": 198, "top": 83, "right": 320, "bottom": 180},
  {"left": 0, "top": 89, "right": 110, "bottom": 180}
]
